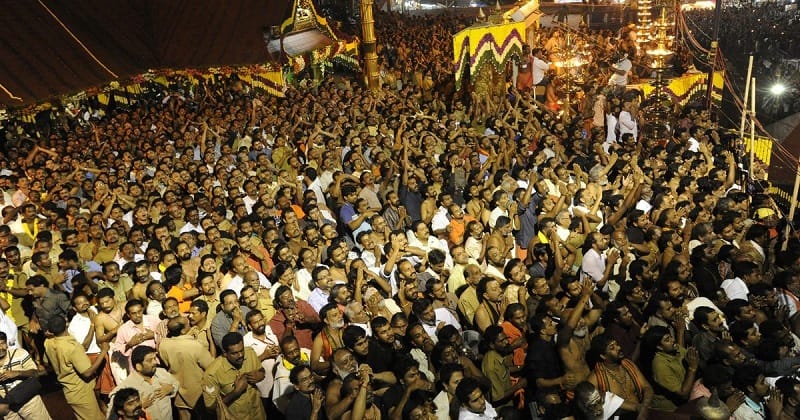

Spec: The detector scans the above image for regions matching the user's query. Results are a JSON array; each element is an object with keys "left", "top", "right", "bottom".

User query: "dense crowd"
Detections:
[
  {"left": 0, "top": 8, "right": 798, "bottom": 420},
  {"left": 685, "top": 3, "right": 800, "bottom": 119}
]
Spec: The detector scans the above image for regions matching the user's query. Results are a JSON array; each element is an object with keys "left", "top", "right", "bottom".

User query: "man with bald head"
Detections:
[
  {"left": 243, "top": 270, "right": 275, "bottom": 321},
  {"left": 222, "top": 256, "right": 271, "bottom": 295},
  {"left": 159, "top": 316, "right": 214, "bottom": 420},
  {"left": 457, "top": 264, "right": 484, "bottom": 328}
]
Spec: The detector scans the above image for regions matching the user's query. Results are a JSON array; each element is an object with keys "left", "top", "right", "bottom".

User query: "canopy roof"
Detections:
[{"left": 0, "top": 0, "right": 288, "bottom": 108}]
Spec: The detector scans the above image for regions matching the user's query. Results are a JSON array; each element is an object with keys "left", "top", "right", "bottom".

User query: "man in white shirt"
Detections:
[
  {"left": 618, "top": 101, "right": 638, "bottom": 141},
  {"left": 412, "top": 298, "right": 461, "bottom": 343},
  {"left": 243, "top": 310, "right": 281, "bottom": 411},
  {"left": 272, "top": 336, "right": 312, "bottom": 414},
  {"left": 307, "top": 266, "right": 333, "bottom": 313},
  {"left": 608, "top": 52, "right": 632, "bottom": 91},
  {"left": 456, "top": 377, "right": 499, "bottom": 420},
  {"left": 581, "top": 232, "right": 620, "bottom": 293},
  {"left": 532, "top": 48, "right": 552, "bottom": 86},
  {"left": 720, "top": 261, "right": 762, "bottom": 301},
  {"left": 68, "top": 294, "right": 99, "bottom": 355}
]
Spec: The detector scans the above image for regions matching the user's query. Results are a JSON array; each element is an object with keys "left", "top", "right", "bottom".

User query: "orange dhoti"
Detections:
[{"left": 88, "top": 352, "right": 115, "bottom": 394}]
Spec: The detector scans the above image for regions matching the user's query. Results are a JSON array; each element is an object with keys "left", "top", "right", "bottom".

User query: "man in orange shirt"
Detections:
[
  {"left": 235, "top": 231, "right": 273, "bottom": 277},
  {"left": 163, "top": 265, "right": 198, "bottom": 314},
  {"left": 447, "top": 203, "right": 476, "bottom": 247}
]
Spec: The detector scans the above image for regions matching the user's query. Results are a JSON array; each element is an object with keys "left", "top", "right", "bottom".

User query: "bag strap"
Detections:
[{"left": 0, "top": 349, "right": 14, "bottom": 395}]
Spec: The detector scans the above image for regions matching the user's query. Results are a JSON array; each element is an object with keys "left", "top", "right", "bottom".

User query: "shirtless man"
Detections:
[
  {"left": 587, "top": 335, "right": 653, "bottom": 420},
  {"left": 95, "top": 288, "right": 124, "bottom": 347},
  {"left": 93, "top": 287, "right": 125, "bottom": 390},
  {"left": 129, "top": 261, "right": 152, "bottom": 303},
  {"left": 557, "top": 278, "right": 602, "bottom": 390}
]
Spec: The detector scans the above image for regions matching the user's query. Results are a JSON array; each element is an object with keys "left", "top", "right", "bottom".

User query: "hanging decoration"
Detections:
[
  {"left": 629, "top": 71, "right": 724, "bottom": 107},
  {"left": 452, "top": 21, "right": 526, "bottom": 90}
]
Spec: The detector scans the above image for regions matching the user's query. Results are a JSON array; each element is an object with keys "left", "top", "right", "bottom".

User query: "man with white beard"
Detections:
[
  {"left": 324, "top": 348, "right": 374, "bottom": 420},
  {"left": 310, "top": 303, "right": 346, "bottom": 375}
]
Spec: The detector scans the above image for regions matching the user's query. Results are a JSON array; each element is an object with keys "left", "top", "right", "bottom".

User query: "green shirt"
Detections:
[
  {"left": 481, "top": 349, "right": 512, "bottom": 407},
  {"left": 650, "top": 347, "right": 687, "bottom": 411}
]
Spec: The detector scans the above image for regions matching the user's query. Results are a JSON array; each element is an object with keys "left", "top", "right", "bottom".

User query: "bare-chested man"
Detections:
[
  {"left": 130, "top": 261, "right": 153, "bottom": 303},
  {"left": 587, "top": 335, "right": 653, "bottom": 420},
  {"left": 557, "top": 278, "right": 602, "bottom": 389},
  {"left": 93, "top": 287, "right": 125, "bottom": 393}
]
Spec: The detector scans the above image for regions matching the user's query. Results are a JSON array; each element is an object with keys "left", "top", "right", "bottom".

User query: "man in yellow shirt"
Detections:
[
  {"left": 44, "top": 316, "right": 109, "bottom": 420},
  {"left": 202, "top": 332, "right": 266, "bottom": 420}
]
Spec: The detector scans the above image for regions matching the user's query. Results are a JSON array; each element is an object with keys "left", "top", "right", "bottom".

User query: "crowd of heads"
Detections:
[{"left": 1, "top": 8, "right": 800, "bottom": 420}]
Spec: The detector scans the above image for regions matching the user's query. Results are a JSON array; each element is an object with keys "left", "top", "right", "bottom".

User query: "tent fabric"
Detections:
[{"left": 0, "top": 0, "right": 289, "bottom": 108}]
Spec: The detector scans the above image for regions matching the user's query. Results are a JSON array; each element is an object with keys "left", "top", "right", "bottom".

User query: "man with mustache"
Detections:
[
  {"left": 110, "top": 388, "right": 147, "bottom": 420},
  {"left": 243, "top": 309, "right": 282, "bottom": 417},
  {"left": 285, "top": 364, "right": 325, "bottom": 420},
  {"left": 0, "top": 331, "right": 51, "bottom": 419},
  {"left": 587, "top": 335, "right": 653, "bottom": 420},
  {"left": 311, "top": 303, "right": 346, "bottom": 375},
  {"left": 109, "top": 345, "right": 179, "bottom": 420},
  {"left": 210, "top": 290, "right": 249, "bottom": 349},
  {"left": 325, "top": 348, "right": 374, "bottom": 419},
  {"left": 481, "top": 325, "right": 527, "bottom": 409},
  {"left": 202, "top": 332, "right": 266, "bottom": 420},
  {"left": 558, "top": 278, "right": 603, "bottom": 392},
  {"left": 272, "top": 335, "right": 312, "bottom": 413}
]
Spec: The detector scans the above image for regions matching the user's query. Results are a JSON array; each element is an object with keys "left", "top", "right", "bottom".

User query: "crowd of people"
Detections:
[
  {"left": 685, "top": 3, "right": 800, "bottom": 121},
  {"left": 0, "top": 7, "right": 799, "bottom": 420}
]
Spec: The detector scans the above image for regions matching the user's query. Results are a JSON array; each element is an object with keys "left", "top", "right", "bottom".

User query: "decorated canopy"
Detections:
[{"left": 452, "top": 21, "right": 526, "bottom": 91}]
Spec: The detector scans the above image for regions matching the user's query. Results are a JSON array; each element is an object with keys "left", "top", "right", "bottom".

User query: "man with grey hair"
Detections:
[{"left": 344, "top": 301, "right": 372, "bottom": 336}]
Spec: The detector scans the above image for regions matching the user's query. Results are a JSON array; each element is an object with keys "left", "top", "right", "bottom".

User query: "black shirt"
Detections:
[
  {"left": 524, "top": 336, "right": 563, "bottom": 396},
  {"left": 362, "top": 340, "right": 397, "bottom": 375},
  {"left": 285, "top": 391, "right": 323, "bottom": 419}
]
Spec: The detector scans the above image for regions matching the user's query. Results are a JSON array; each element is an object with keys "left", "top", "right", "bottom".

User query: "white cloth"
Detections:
[
  {"left": 721, "top": 277, "right": 749, "bottom": 301},
  {"left": 430, "top": 206, "right": 450, "bottom": 234},
  {"left": 618, "top": 110, "right": 637, "bottom": 140},
  {"left": 0, "top": 311, "right": 17, "bottom": 349},
  {"left": 421, "top": 308, "right": 462, "bottom": 343},
  {"left": 488, "top": 207, "right": 508, "bottom": 230},
  {"left": 226, "top": 272, "right": 271, "bottom": 296},
  {"left": 582, "top": 248, "right": 608, "bottom": 292},
  {"left": 605, "top": 113, "right": 619, "bottom": 144},
  {"left": 307, "top": 288, "right": 330, "bottom": 313},
  {"left": 433, "top": 390, "right": 450, "bottom": 420},
  {"left": 686, "top": 297, "right": 728, "bottom": 330},
  {"left": 179, "top": 222, "right": 204, "bottom": 234},
  {"left": 243, "top": 330, "right": 280, "bottom": 398},
  {"left": 602, "top": 391, "right": 625, "bottom": 420},
  {"left": 608, "top": 58, "right": 632, "bottom": 86},
  {"left": 407, "top": 233, "right": 453, "bottom": 268},
  {"left": 533, "top": 57, "right": 551, "bottom": 85},
  {"left": 688, "top": 137, "right": 700, "bottom": 153},
  {"left": 68, "top": 310, "right": 100, "bottom": 354},
  {"left": 458, "top": 402, "right": 498, "bottom": 420}
]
